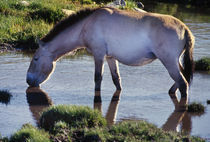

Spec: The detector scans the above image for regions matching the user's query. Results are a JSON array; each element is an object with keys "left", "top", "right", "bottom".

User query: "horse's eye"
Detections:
[{"left": 34, "top": 57, "right": 38, "bottom": 61}]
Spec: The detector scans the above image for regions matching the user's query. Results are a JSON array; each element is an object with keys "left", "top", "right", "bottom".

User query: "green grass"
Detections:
[
  {"left": 187, "top": 102, "right": 205, "bottom": 113},
  {"left": 1, "top": 105, "right": 205, "bottom": 142},
  {"left": 49, "top": 120, "right": 205, "bottom": 142},
  {"left": 0, "top": 0, "right": 143, "bottom": 50},
  {"left": 106, "top": 121, "right": 204, "bottom": 142},
  {"left": 9, "top": 124, "right": 50, "bottom": 142},
  {"left": 0, "top": 0, "right": 101, "bottom": 50},
  {"left": 40, "top": 105, "right": 107, "bottom": 131},
  {"left": 122, "top": 0, "right": 137, "bottom": 10},
  {"left": 195, "top": 57, "right": 210, "bottom": 72},
  {"left": 52, "top": 121, "right": 204, "bottom": 142},
  {"left": 0, "top": 89, "right": 12, "bottom": 105}
]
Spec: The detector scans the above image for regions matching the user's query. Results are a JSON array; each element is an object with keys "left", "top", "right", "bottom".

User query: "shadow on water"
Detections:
[{"left": 26, "top": 87, "right": 53, "bottom": 126}]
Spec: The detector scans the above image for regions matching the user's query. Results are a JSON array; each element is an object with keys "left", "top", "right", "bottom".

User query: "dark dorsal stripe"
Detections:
[{"left": 41, "top": 8, "right": 98, "bottom": 42}]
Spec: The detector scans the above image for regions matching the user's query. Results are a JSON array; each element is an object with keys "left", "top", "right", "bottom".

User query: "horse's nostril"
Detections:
[
  {"left": 26, "top": 73, "right": 40, "bottom": 87},
  {"left": 27, "top": 73, "right": 35, "bottom": 86},
  {"left": 26, "top": 77, "right": 33, "bottom": 86}
]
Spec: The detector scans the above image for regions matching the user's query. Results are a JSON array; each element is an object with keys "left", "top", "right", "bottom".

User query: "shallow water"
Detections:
[{"left": 1, "top": 3, "right": 210, "bottom": 140}]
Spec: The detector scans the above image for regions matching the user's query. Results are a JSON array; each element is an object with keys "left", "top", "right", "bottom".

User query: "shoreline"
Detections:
[{"left": 0, "top": 43, "right": 19, "bottom": 53}]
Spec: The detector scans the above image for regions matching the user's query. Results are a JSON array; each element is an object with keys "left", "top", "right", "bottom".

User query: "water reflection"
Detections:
[
  {"left": 26, "top": 87, "right": 53, "bottom": 125},
  {"left": 141, "top": 0, "right": 210, "bottom": 22},
  {"left": 94, "top": 90, "right": 121, "bottom": 125},
  {"left": 26, "top": 88, "right": 121, "bottom": 126},
  {"left": 0, "top": 90, "right": 12, "bottom": 105},
  {"left": 25, "top": 88, "right": 205, "bottom": 135},
  {"left": 162, "top": 95, "right": 204, "bottom": 134}
]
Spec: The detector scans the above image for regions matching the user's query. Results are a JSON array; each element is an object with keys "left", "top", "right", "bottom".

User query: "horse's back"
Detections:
[{"left": 84, "top": 7, "right": 189, "bottom": 65}]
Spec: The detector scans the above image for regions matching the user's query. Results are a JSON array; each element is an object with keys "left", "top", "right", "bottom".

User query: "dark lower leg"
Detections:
[
  {"left": 94, "top": 58, "right": 104, "bottom": 91},
  {"left": 178, "top": 81, "right": 188, "bottom": 111},
  {"left": 95, "top": 72, "right": 102, "bottom": 91},
  {"left": 112, "top": 74, "right": 122, "bottom": 90},
  {"left": 94, "top": 91, "right": 102, "bottom": 103},
  {"left": 168, "top": 83, "right": 178, "bottom": 99}
]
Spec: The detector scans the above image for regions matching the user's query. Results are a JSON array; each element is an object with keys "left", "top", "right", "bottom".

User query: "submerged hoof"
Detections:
[
  {"left": 175, "top": 105, "right": 187, "bottom": 112},
  {"left": 94, "top": 96, "right": 102, "bottom": 103},
  {"left": 111, "top": 95, "right": 120, "bottom": 101}
]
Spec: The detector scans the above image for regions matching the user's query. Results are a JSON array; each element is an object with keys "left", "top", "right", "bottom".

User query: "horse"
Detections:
[{"left": 26, "top": 7, "right": 194, "bottom": 107}]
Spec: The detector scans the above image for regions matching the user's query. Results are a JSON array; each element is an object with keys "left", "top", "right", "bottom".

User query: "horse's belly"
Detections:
[
  {"left": 111, "top": 51, "right": 157, "bottom": 66},
  {"left": 123, "top": 56, "right": 156, "bottom": 66}
]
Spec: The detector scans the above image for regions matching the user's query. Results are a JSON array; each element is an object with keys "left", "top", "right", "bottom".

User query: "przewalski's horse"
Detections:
[{"left": 27, "top": 7, "right": 194, "bottom": 106}]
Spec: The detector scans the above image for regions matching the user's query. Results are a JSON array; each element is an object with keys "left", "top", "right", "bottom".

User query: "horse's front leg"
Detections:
[
  {"left": 94, "top": 58, "right": 104, "bottom": 91},
  {"left": 106, "top": 57, "right": 122, "bottom": 90}
]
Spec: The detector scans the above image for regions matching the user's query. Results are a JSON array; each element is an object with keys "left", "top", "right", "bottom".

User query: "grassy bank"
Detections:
[
  {"left": 0, "top": 0, "right": 101, "bottom": 50},
  {"left": 187, "top": 102, "right": 205, "bottom": 113},
  {"left": 0, "top": 105, "right": 205, "bottom": 142},
  {"left": 1, "top": 0, "right": 209, "bottom": 51},
  {"left": 0, "top": 0, "right": 140, "bottom": 50},
  {"left": 195, "top": 57, "right": 210, "bottom": 72}
]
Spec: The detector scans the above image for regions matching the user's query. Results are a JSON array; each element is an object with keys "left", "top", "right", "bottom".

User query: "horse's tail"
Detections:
[{"left": 182, "top": 28, "right": 194, "bottom": 85}]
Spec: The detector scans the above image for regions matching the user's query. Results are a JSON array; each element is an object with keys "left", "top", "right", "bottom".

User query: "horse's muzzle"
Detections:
[{"left": 26, "top": 73, "right": 39, "bottom": 87}]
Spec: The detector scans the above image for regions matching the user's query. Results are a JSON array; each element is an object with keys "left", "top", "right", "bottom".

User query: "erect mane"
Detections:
[{"left": 41, "top": 8, "right": 98, "bottom": 42}]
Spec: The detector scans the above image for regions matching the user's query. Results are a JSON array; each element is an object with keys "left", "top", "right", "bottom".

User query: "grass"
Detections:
[
  {"left": 106, "top": 121, "right": 204, "bottom": 142},
  {"left": 0, "top": 89, "right": 12, "bottom": 105},
  {"left": 40, "top": 105, "right": 107, "bottom": 131},
  {"left": 0, "top": 0, "right": 141, "bottom": 51},
  {"left": 0, "top": 0, "right": 101, "bottom": 50},
  {"left": 50, "top": 120, "right": 205, "bottom": 142},
  {"left": 187, "top": 102, "right": 205, "bottom": 113},
  {"left": 121, "top": 0, "right": 137, "bottom": 10},
  {"left": 195, "top": 57, "right": 210, "bottom": 72},
  {"left": 9, "top": 124, "right": 50, "bottom": 142},
  {"left": 0, "top": 105, "right": 204, "bottom": 142}
]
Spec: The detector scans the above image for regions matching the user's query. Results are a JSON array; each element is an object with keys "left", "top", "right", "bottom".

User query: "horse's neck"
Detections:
[{"left": 48, "top": 25, "right": 84, "bottom": 61}]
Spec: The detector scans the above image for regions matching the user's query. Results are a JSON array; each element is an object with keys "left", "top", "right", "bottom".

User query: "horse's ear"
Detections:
[{"left": 36, "top": 38, "right": 45, "bottom": 47}]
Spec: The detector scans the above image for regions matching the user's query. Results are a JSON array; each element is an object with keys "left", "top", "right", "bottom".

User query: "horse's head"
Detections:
[{"left": 26, "top": 39, "right": 56, "bottom": 87}]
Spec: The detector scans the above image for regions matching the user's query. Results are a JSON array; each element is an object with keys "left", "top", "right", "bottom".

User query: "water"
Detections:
[{"left": 1, "top": 2, "right": 210, "bottom": 140}]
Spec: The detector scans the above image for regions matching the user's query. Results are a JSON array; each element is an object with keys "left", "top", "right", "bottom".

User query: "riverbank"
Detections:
[
  {"left": 1, "top": 0, "right": 210, "bottom": 52},
  {"left": 141, "top": 0, "right": 210, "bottom": 8},
  {"left": 0, "top": 105, "right": 205, "bottom": 142},
  {"left": 0, "top": 0, "right": 102, "bottom": 51}
]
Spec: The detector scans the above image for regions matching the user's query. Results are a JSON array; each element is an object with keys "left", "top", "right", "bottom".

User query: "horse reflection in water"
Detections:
[
  {"left": 94, "top": 90, "right": 121, "bottom": 125},
  {"left": 26, "top": 87, "right": 53, "bottom": 125},
  {"left": 162, "top": 95, "right": 204, "bottom": 134},
  {"left": 26, "top": 87, "right": 121, "bottom": 126},
  {"left": 26, "top": 7, "right": 195, "bottom": 108},
  {"left": 25, "top": 88, "right": 204, "bottom": 134}
]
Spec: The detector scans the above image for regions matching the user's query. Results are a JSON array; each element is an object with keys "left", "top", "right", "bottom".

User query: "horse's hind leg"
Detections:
[
  {"left": 169, "top": 83, "right": 178, "bottom": 99},
  {"left": 168, "top": 64, "right": 184, "bottom": 96},
  {"left": 160, "top": 58, "right": 189, "bottom": 109},
  {"left": 106, "top": 57, "right": 122, "bottom": 90}
]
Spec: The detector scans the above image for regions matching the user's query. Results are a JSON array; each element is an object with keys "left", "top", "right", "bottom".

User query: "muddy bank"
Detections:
[{"left": 0, "top": 43, "right": 21, "bottom": 53}]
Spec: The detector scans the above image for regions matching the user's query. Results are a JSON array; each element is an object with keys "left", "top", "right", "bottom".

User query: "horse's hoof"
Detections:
[
  {"left": 175, "top": 105, "right": 188, "bottom": 112},
  {"left": 169, "top": 93, "right": 177, "bottom": 99},
  {"left": 111, "top": 95, "right": 120, "bottom": 101}
]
